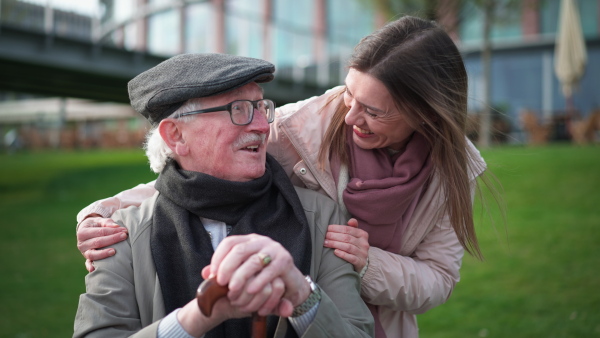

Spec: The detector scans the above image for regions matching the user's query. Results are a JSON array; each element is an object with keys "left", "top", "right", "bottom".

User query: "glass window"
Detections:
[
  {"left": 271, "top": 0, "right": 315, "bottom": 67},
  {"left": 541, "top": 0, "right": 597, "bottom": 37},
  {"left": 185, "top": 3, "right": 214, "bottom": 53},
  {"left": 226, "top": 16, "right": 263, "bottom": 58},
  {"left": 148, "top": 9, "right": 180, "bottom": 56},
  {"left": 271, "top": 26, "right": 313, "bottom": 67},
  {"left": 459, "top": 0, "right": 522, "bottom": 44},
  {"left": 273, "top": 0, "right": 313, "bottom": 31},
  {"left": 327, "top": 0, "right": 374, "bottom": 53},
  {"left": 226, "top": 0, "right": 263, "bottom": 16},
  {"left": 540, "top": 0, "right": 559, "bottom": 35}
]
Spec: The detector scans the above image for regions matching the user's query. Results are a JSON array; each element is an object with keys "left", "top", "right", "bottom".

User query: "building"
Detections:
[
  {"left": 1, "top": 0, "right": 599, "bottom": 149},
  {"left": 440, "top": 0, "right": 599, "bottom": 143}
]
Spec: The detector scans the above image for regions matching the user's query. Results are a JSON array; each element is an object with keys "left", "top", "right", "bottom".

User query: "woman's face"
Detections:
[{"left": 344, "top": 68, "right": 416, "bottom": 151}]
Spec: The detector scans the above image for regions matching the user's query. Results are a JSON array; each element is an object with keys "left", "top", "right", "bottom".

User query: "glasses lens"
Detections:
[
  {"left": 229, "top": 100, "right": 275, "bottom": 125},
  {"left": 230, "top": 100, "right": 253, "bottom": 125},
  {"left": 254, "top": 99, "right": 275, "bottom": 123}
]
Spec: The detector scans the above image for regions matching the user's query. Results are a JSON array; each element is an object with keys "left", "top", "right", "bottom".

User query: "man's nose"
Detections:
[{"left": 248, "top": 108, "right": 270, "bottom": 133}]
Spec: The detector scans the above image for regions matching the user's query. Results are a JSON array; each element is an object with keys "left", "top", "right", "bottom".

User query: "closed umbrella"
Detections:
[{"left": 554, "top": 0, "right": 587, "bottom": 112}]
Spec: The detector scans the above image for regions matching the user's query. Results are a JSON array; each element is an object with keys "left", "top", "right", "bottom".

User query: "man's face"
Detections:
[{"left": 177, "top": 82, "right": 270, "bottom": 182}]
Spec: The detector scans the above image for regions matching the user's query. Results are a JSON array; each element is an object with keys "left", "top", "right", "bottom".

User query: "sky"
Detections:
[{"left": 20, "top": 0, "right": 101, "bottom": 16}]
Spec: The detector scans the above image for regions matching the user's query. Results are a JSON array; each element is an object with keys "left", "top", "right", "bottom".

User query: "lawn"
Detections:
[
  {"left": 0, "top": 145, "right": 598, "bottom": 337},
  {"left": 419, "top": 145, "right": 600, "bottom": 337}
]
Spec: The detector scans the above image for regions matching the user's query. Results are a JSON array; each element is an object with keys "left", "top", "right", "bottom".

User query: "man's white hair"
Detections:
[{"left": 143, "top": 99, "right": 203, "bottom": 173}]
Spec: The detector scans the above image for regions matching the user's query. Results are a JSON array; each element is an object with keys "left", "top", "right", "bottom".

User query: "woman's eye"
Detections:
[{"left": 366, "top": 110, "right": 379, "bottom": 118}]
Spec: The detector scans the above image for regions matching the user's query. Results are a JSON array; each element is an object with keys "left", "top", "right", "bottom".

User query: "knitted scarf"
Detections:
[
  {"left": 341, "top": 129, "right": 433, "bottom": 337},
  {"left": 151, "top": 155, "right": 311, "bottom": 338}
]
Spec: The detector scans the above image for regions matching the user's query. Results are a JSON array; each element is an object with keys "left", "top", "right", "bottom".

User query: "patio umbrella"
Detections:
[{"left": 554, "top": 0, "right": 587, "bottom": 113}]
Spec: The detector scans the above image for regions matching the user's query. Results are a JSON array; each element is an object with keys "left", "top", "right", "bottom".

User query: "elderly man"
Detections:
[{"left": 73, "top": 54, "right": 373, "bottom": 338}]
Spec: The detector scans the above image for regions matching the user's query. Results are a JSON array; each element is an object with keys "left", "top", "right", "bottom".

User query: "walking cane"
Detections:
[{"left": 197, "top": 276, "right": 267, "bottom": 338}]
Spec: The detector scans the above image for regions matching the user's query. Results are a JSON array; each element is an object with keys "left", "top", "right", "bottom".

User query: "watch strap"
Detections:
[{"left": 291, "top": 275, "right": 321, "bottom": 317}]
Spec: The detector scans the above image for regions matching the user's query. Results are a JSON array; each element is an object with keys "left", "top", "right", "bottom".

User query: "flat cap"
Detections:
[{"left": 128, "top": 53, "right": 275, "bottom": 125}]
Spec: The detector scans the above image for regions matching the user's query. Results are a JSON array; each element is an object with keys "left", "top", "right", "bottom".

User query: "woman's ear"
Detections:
[{"left": 158, "top": 119, "right": 189, "bottom": 156}]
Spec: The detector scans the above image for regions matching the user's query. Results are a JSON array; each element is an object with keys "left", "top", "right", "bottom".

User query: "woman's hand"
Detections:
[
  {"left": 206, "top": 234, "right": 310, "bottom": 317},
  {"left": 324, "top": 218, "right": 370, "bottom": 273},
  {"left": 76, "top": 215, "right": 128, "bottom": 272}
]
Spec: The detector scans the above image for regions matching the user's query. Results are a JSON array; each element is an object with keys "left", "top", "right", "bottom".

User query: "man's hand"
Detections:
[
  {"left": 323, "top": 218, "right": 370, "bottom": 273},
  {"left": 77, "top": 215, "right": 128, "bottom": 272},
  {"left": 206, "top": 234, "right": 311, "bottom": 317}
]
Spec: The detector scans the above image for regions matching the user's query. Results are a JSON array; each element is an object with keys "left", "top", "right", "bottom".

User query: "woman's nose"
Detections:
[{"left": 345, "top": 103, "right": 362, "bottom": 126}]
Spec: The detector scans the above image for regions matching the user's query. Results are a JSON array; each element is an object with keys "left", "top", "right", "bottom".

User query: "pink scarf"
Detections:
[
  {"left": 344, "top": 129, "right": 432, "bottom": 253},
  {"left": 338, "top": 129, "right": 433, "bottom": 337}
]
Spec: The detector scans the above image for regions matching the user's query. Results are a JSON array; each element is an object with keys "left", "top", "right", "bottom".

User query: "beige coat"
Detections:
[
  {"left": 74, "top": 187, "right": 374, "bottom": 337},
  {"left": 268, "top": 87, "right": 487, "bottom": 338}
]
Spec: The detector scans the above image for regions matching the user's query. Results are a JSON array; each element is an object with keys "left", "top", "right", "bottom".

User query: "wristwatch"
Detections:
[{"left": 292, "top": 275, "right": 322, "bottom": 317}]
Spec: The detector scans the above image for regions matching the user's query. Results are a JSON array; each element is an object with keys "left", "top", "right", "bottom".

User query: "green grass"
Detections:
[
  {"left": 0, "top": 149, "right": 157, "bottom": 338},
  {"left": 419, "top": 145, "right": 600, "bottom": 338},
  {"left": 0, "top": 145, "right": 598, "bottom": 337}
]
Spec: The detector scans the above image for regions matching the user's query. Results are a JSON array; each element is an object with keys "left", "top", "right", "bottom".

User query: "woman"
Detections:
[{"left": 77, "top": 16, "right": 496, "bottom": 337}]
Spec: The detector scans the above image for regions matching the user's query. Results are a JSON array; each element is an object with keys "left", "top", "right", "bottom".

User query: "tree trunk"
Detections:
[{"left": 479, "top": 0, "right": 494, "bottom": 148}]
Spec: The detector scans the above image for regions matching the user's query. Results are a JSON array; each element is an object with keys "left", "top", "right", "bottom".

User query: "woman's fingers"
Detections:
[
  {"left": 325, "top": 225, "right": 369, "bottom": 252},
  {"left": 85, "top": 259, "right": 95, "bottom": 273},
  {"left": 83, "top": 247, "right": 118, "bottom": 262},
  {"left": 78, "top": 231, "right": 127, "bottom": 258},
  {"left": 324, "top": 219, "right": 370, "bottom": 272},
  {"left": 77, "top": 217, "right": 127, "bottom": 253},
  {"left": 347, "top": 218, "right": 359, "bottom": 228},
  {"left": 77, "top": 217, "right": 128, "bottom": 272}
]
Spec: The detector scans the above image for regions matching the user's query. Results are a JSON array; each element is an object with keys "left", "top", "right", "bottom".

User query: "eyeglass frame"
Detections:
[{"left": 175, "top": 99, "right": 276, "bottom": 126}]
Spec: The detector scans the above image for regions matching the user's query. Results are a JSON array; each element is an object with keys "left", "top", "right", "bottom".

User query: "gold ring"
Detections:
[{"left": 257, "top": 253, "right": 272, "bottom": 267}]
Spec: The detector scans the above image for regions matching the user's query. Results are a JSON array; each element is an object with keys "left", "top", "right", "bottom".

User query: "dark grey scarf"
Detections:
[{"left": 151, "top": 154, "right": 311, "bottom": 338}]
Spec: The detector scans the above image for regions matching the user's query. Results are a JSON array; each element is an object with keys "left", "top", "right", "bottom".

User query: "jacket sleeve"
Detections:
[
  {"left": 360, "top": 219, "right": 463, "bottom": 315},
  {"left": 76, "top": 180, "right": 157, "bottom": 224},
  {"left": 298, "top": 189, "right": 374, "bottom": 337},
  {"left": 73, "top": 220, "right": 160, "bottom": 337},
  {"left": 359, "top": 184, "right": 473, "bottom": 315}
]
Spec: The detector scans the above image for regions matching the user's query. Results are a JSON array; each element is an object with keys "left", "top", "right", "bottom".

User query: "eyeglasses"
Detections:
[{"left": 176, "top": 99, "right": 275, "bottom": 126}]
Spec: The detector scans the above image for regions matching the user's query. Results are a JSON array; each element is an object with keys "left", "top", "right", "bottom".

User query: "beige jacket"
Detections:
[
  {"left": 74, "top": 187, "right": 374, "bottom": 337},
  {"left": 268, "top": 87, "right": 487, "bottom": 338},
  {"left": 76, "top": 87, "right": 487, "bottom": 338}
]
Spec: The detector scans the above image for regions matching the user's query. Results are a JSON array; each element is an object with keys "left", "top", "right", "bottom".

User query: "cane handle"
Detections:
[{"left": 196, "top": 277, "right": 229, "bottom": 317}]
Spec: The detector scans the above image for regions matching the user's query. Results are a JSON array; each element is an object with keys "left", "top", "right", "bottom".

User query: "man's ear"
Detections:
[{"left": 158, "top": 119, "right": 189, "bottom": 156}]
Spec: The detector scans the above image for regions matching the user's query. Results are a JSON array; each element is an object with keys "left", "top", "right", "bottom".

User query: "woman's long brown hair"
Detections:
[{"left": 319, "top": 16, "right": 503, "bottom": 259}]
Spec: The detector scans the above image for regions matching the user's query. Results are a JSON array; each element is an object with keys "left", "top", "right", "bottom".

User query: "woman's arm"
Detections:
[
  {"left": 360, "top": 219, "right": 463, "bottom": 314},
  {"left": 329, "top": 175, "right": 476, "bottom": 314},
  {"left": 359, "top": 177, "right": 477, "bottom": 314},
  {"left": 76, "top": 180, "right": 157, "bottom": 272},
  {"left": 76, "top": 180, "right": 157, "bottom": 224}
]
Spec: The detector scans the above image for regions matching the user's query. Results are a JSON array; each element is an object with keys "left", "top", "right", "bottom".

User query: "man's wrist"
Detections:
[
  {"left": 291, "top": 276, "right": 321, "bottom": 317},
  {"left": 158, "top": 308, "right": 195, "bottom": 338},
  {"left": 177, "top": 300, "right": 217, "bottom": 337}
]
